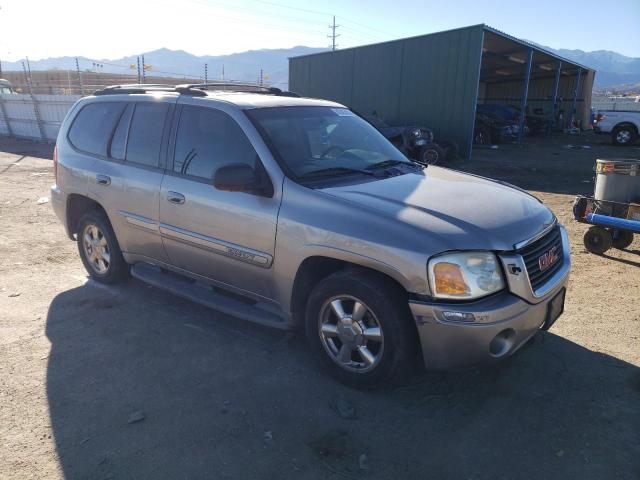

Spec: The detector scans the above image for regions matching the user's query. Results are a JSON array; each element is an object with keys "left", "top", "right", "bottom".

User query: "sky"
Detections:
[{"left": 0, "top": 0, "right": 639, "bottom": 62}]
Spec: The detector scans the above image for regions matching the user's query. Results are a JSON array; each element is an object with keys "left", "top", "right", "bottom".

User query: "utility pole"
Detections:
[
  {"left": 204, "top": 63, "right": 208, "bottom": 84},
  {"left": 222, "top": 64, "right": 225, "bottom": 81},
  {"left": 136, "top": 56, "right": 141, "bottom": 84},
  {"left": 328, "top": 15, "right": 340, "bottom": 51},
  {"left": 259, "top": 69, "right": 263, "bottom": 86},
  {"left": 141, "top": 55, "right": 146, "bottom": 84},
  {"left": 75, "top": 57, "right": 84, "bottom": 95}
]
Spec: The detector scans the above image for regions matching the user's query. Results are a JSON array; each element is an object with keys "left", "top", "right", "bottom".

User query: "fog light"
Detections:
[
  {"left": 441, "top": 311, "right": 476, "bottom": 323},
  {"left": 489, "top": 328, "right": 516, "bottom": 357}
]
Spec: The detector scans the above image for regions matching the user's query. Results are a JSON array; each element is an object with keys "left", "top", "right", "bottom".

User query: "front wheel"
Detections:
[{"left": 305, "top": 270, "right": 417, "bottom": 388}]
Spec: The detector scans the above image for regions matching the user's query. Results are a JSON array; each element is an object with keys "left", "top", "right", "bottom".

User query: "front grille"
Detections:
[{"left": 517, "top": 225, "right": 564, "bottom": 292}]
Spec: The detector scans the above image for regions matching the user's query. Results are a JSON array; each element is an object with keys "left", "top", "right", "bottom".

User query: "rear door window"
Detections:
[
  {"left": 125, "top": 102, "right": 169, "bottom": 168},
  {"left": 68, "top": 102, "right": 125, "bottom": 156}
]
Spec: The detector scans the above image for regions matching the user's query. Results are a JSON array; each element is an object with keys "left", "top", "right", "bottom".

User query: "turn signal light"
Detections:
[{"left": 433, "top": 262, "right": 469, "bottom": 295}]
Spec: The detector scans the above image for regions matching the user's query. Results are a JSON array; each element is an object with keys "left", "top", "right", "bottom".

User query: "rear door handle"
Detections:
[
  {"left": 96, "top": 174, "right": 111, "bottom": 186},
  {"left": 167, "top": 191, "right": 185, "bottom": 204}
]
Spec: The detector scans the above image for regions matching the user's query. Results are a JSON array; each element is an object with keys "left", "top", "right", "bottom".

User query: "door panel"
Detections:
[
  {"left": 89, "top": 97, "right": 176, "bottom": 262},
  {"left": 160, "top": 175, "right": 279, "bottom": 298},
  {"left": 159, "top": 104, "right": 280, "bottom": 299}
]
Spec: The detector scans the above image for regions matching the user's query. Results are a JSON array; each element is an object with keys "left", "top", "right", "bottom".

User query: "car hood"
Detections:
[{"left": 320, "top": 167, "right": 555, "bottom": 252}]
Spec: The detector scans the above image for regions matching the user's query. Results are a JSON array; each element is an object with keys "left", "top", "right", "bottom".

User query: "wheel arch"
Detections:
[
  {"left": 613, "top": 122, "right": 638, "bottom": 134},
  {"left": 290, "top": 255, "right": 412, "bottom": 327},
  {"left": 66, "top": 194, "right": 108, "bottom": 239}
]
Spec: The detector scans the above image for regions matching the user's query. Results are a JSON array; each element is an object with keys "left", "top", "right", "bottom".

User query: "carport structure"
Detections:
[{"left": 289, "top": 24, "right": 595, "bottom": 159}]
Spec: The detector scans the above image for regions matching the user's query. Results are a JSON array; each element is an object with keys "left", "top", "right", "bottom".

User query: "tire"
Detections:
[
  {"left": 611, "top": 125, "right": 637, "bottom": 146},
  {"left": 439, "top": 140, "right": 458, "bottom": 161},
  {"left": 77, "top": 210, "right": 129, "bottom": 284},
  {"left": 612, "top": 230, "right": 634, "bottom": 250},
  {"left": 304, "top": 269, "right": 417, "bottom": 388},
  {"left": 416, "top": 143, "right": 445, "bottom": 166},
  {"left": 474, "top": 126, "right": 491, "bottom": 145},
  {"left": 583, "top": 226, "right": 612, "bottom": 254}
]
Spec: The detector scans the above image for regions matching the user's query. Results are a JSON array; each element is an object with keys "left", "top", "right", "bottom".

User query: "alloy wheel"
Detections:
[
  {"left": 318, "top": 295, "right": 384, "bottom": 373},
  {"left": 616, "top": 130, "right": 631, "bottom": 144},
  {"left": 82, "top": 224, "right": 111, "bottom": 274}
]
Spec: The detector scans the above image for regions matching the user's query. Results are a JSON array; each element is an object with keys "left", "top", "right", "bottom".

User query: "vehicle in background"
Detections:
[
  {"left": 51, "top": 83, "right": 570, "bottom": 387},
  {"left": 593, "top": 110, "right": 640, "bottom": 146},
  {"left": 0, "top": 79, "right": 15, "bottom": 94},
  {"left": 364, "top": 112, "right": 451, "bottom": 165},
  {"left": 473, "top": 111, "right": 519, "bottom": 145},
  {"left": 477, "top": 103, "right": 547, "bottom": 136}
]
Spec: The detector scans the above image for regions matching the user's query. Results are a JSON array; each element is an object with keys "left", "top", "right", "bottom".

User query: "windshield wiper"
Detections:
[
  {"left": 366, "top": 159, "right": 421, "bottom": 170},
  {"left": 298, "top": 167, "right": 380, "bottom": 180}
]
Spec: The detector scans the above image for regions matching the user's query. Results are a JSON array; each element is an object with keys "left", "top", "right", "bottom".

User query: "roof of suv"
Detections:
[
  {"left": 89, "top": 84, "right": 345, "bottom": 110},
  {"left": 202, "top": 91, "right": 344, "bottom": 109}
]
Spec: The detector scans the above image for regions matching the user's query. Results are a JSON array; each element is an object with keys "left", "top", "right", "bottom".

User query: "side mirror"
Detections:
[{"left": 213, "top": 163, "right": 273, "bottom": 197}]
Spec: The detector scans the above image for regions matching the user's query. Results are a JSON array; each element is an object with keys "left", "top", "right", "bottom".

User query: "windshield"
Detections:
[{"left": 247, "top": 106, "right": 413, "bottom": 180}]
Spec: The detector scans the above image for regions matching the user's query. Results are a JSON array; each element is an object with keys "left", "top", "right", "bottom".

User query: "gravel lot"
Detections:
[{"left": 1, "top": 135, "right": 639, "bottom": 479}]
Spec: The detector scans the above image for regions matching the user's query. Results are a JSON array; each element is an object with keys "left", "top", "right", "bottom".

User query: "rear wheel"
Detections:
[
  {"left": 583, "top": 226, "right": 612, "bottom": 254},
  {"left": 416, "top": 143, "right": 445, "bottom": 166},
  {"left": 77, "top": 210, "right": 129, "bottom": 283},
  {"left": 612, "top": 125, "right": 637, "bottom": 146},
  {"left": 612, "top": 230, "right": 634, "bottom": 250},
  {"left": 305, "top": 270, "right": 417, "bottom": 387}
]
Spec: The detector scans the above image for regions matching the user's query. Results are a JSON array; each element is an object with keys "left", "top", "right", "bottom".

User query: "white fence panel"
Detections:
[{"left": 0, "top": 93, "right": 81, "bottom": 141}]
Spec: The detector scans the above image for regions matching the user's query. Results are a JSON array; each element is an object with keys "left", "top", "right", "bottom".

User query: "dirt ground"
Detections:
[{"left": 0, "top": 135, "right": 639, "bottom": 480}]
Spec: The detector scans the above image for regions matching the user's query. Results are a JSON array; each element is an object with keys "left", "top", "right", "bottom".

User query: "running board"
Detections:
[{"left": 130, "top": 263, "right": 288, "bottom": 329}]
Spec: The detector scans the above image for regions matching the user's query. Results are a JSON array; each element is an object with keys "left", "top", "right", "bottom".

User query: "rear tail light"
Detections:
[{"left": 53, "top": 145, "right": 58, "bottom": 183}]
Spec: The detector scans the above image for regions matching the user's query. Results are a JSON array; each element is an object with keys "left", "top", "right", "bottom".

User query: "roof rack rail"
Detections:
[
  {"left": 93, "top": 83, "right": 300, "bottom": 98},
  {"left": 93, "top": 84, "right": 178, "bottom": 96},
  {"left": 175, "top": 83, "right": 300, "bottom": 97}
]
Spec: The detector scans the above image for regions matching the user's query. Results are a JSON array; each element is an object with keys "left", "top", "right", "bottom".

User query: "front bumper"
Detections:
[{"left": 410, "top": 226, "right": 571, "bottom": 370}]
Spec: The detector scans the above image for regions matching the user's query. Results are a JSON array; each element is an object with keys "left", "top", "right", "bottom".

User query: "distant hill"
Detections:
[
  {"left": 2, "top": 43, "right": 639, "bottom": 91},
  {"left": 0, "top": 46, "right": 328, "bottom": 89},
  {"left": 528, "top": 43, "right": 640, "bottom": 90}
]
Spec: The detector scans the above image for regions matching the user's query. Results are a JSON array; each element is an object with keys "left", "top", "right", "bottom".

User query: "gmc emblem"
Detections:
[{"left": 538, "top": 246, "right": 559, "bottom": 272}]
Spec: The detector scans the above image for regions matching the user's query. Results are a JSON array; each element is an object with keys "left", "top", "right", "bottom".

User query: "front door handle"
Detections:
[
  {"left": 96, "top": 174, "right": 111, "bottom": 186},
  {"left": 167, "top": 191, "right": 185, "bottom": 204}
]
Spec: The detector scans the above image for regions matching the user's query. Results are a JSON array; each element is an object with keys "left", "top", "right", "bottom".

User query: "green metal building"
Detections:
[{"left": 289, "top": 24, "right": 595, "bottom": 158}]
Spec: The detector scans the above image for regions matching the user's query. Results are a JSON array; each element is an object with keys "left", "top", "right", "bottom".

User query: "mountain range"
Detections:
[{"left": 1, "top": 44, "right": 638, "bottom": 91}]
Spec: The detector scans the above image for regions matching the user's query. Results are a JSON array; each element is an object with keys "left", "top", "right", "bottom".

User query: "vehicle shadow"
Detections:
[{"left": 46, "top": 280, "right": 640, "bottom": 479}]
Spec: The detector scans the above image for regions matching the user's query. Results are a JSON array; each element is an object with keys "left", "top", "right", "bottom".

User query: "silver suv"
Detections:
[{"left": 51, "top": 84, "right": 570, "bottom": 387}]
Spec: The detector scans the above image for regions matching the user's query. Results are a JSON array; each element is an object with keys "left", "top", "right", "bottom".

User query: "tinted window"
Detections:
[
  {"left": 126, "top": 102, "right": 168, "bottom": 167},
  {"left": 109, "top": 103, "right": 133, "bottom": 160},
  {"left": 68, "top": 102, "right": 125, "bottom": 156},
  {"left": 173, "top": 106, "right": 257, "bottom": 179}
]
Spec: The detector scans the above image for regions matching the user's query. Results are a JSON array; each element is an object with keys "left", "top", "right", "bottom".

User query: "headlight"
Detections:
[
  {"left": 427, "top": 252, "right": 505, "bottom": 300},
  {"left": 412, "top": 128, "right": 422, "bottom": 138}
]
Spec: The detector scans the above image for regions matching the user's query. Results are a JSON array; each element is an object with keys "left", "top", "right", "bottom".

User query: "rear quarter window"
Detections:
[{"left": 67, "top": 102, "right": 125, "bottom": 156}]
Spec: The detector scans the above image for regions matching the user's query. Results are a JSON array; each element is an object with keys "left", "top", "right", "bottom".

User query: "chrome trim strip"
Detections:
[
  {"left": 513, "top": 218, "right": 558, "bottom": 250},
  {"left": 117, "top": 211, "right": 158, "bottom": 232},
  {"left": 159, "top": 223, "right": 273, "bottom": 268},
  {"left": 499, "top": 225, "right": 570, "bottom": 304}
]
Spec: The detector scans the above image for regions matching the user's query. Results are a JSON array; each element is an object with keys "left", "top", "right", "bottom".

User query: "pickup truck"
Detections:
[{"left": 594, "top": 110, "right": 640, "bottom": 146}]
